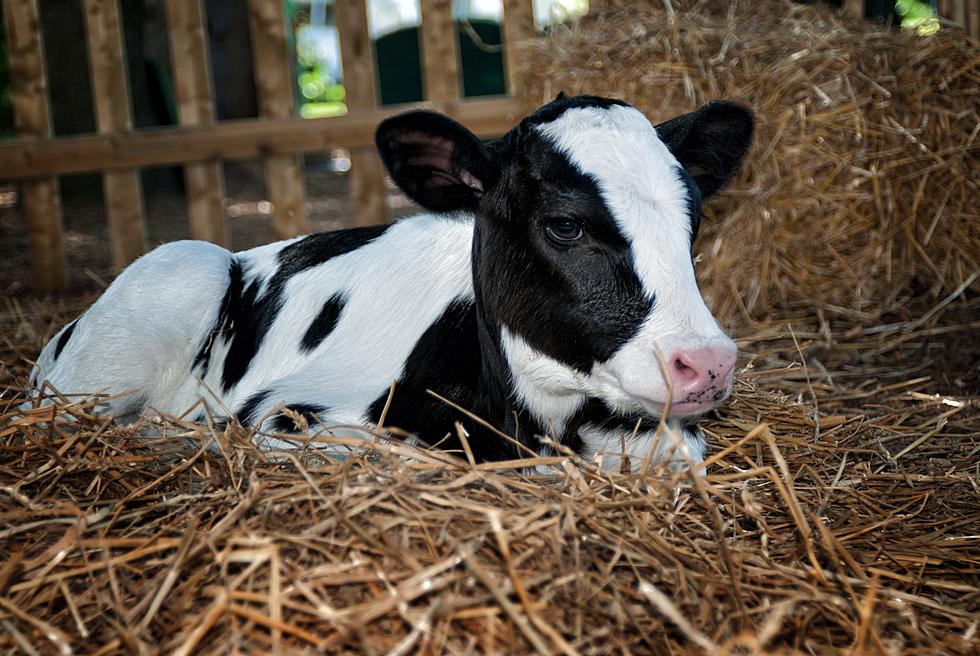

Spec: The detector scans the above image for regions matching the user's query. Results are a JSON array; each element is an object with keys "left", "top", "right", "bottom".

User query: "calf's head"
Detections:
[{"left": 376, "top": 95, "right": 752, "bottom": 424}]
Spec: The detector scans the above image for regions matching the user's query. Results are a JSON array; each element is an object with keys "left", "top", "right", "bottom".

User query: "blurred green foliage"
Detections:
[{"left": 293, "top": 1, "right": 347, "bottom": 120}]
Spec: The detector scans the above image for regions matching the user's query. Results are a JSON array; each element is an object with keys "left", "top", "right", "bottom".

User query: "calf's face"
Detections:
[{"left": 376, "top": 95, "right": 753, "bottom": 422}]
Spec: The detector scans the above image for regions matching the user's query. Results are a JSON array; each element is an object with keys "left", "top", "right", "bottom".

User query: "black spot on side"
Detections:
[
  {"left": 301, "top": 294, "right": 345, "bottom": 352},
  {"left": 236, "top": 389, "right": 270, "bottom": 426},
  {"left": 218, "top": 224, "right": 389, "bottom": 392},
  {"left": 277, "top": 224, "right": 389, "bottom": 277},
  {"left": 192, "top": 261, "right": 243, "bottom": 375},
  {"left": 53, "top": 319, "right": 78, "bottom": 361},
  {"left": 269, "top": 404, "right": 327, "bottom": 433}
]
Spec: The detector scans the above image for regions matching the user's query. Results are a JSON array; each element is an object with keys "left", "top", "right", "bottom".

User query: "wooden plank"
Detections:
[
  {"left": 502, "top": 0, "right": 535, "bottom": 96},
  {"left": 247, "top": 0, "right": 305, "bottom": 239},
  {"left": 83, "top": 0, "right": 147, "bottom": 270},
  {"left": 165, "top": 0, "right": 228, "bottom": 245},
  {"left": 419, "top": 0, "right": 459, "bottom": 102},
  {"left": 336, "top": 0, "right": 387, "bottom": 227},
  {"left": 3, "top": 0, "right": 66, "bottom": 292},
  {"left": 0, "top": 98, "right": 525, "bottom": 180},
  {"left": 969, "top": 0, "right": 979, "bottom": 38},
  {"left": 843, "top": 0, "right": 863, "bottom": 18},
  {"left": 953, "top": 0, "right": 968, "bottom": 28}
]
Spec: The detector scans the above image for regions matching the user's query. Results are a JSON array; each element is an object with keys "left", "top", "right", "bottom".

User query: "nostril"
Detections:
[{"left": 671, "top": 355, "right": 700, "bottom": 383}]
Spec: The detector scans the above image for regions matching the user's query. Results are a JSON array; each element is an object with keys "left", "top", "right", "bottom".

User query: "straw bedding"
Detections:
[{"left": 2, "top": 1, "right": 979, "bottom": 653}]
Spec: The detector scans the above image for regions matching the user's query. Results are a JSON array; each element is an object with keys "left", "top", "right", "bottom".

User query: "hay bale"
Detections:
[{"left": 516, "top": 0, "right": 980, "bottom": 326}]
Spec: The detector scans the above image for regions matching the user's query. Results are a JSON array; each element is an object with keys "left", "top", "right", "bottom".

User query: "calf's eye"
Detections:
[{"left": 544, "top": 218, "right": 584, "bottom": 244}]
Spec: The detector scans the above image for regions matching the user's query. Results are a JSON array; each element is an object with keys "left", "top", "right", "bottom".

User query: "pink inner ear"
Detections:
[
  {"left": 460, "top": 170, "right": 484, "bottom": 192},
  {"left": 401, "top": 132, "right": 482, "bottom": 192},
  {"left": 402, "top": 133, "right": 455, "bottom": 170}
]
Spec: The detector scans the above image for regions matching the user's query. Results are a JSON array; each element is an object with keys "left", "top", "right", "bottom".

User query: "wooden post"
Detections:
[
  {"left": 419, "top": 0, "right": 459, "bottom": 102},
  {"left": 335, "top": 0, "right": 387, "bottom": 227},
  {"left": 3, "top": 0, "right": 67, "bottom": 292},
  {"left": 247, "top": 0, "right": 306, "bottom": 239},
  {"left": 502, "top": 0, "right": 535, "bottom": 96},
  {"left": 969, "top": 0, "right": 979, "bottom": 39},
  {"left": 165, "top": 0, "right": 228, "bottom": 245},
  {"left": 83, "top": 0, "right": 147, "bottom": 271},
  {"left": 954, "top": 0, "right": 969, "bottom": 31},
  {"left": 843, "top": 0, "right": 863, "bottom": 18}
]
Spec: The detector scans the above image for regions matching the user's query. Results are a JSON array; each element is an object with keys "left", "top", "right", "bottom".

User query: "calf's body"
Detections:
[{"left": 33, "top": 95, "right": 753, "bottom": 469}]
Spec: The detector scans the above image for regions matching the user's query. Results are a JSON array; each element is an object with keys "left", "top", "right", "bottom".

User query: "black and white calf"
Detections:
[{"left": 32, "top": 94, "right": 753, "bottom": 470}]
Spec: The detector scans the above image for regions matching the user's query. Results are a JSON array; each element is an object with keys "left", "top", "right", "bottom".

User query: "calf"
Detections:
[{"left": 32, "top": 94, "right": 753, "bottom": 470}]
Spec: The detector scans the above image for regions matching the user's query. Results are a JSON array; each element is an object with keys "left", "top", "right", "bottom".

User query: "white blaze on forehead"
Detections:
[{"left": 534, "top": 105, "right": 696, "bottom": 306}]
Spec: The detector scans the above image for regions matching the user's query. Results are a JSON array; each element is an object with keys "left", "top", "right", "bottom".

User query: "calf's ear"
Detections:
[
  {"left": 655, "top": 101, "right": 753, "bottom": 198},
  {"left": 375, "top": 111, "right": 496, "bottom": 213}
]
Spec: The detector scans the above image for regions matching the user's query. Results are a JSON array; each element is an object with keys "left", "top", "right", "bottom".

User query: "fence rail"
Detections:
[{"left": 1, "top": 0, "right": 535, "bottom": 292}]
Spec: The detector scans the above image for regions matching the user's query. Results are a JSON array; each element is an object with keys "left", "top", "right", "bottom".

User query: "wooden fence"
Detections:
[
  {"left": 0, "top": 0, "right": 534, "bottom": 292},
  {"left": 4, "top": 1, "right": 978, "bottom": 293},
  {"left": 936, "top": 0, "right": 980, "bottom": 37}
]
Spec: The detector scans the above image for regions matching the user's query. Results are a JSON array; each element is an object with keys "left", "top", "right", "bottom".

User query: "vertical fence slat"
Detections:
[
  {"left": 3, "top": 0, "right": 66, "bottom": 292},
  {"left": 419, "top": 0, "right": 459, "bottom": 102},
  {"left": 247, "top": 0, "right": 306, "bottom": 239},
  {"left": 969, "top": 0, "right": 979, "bottom": 39},
  {"left": 336, "top": 0, "right": 387, "bottom": 227},
  {"left": 843, "top": 0, "right": 863, "bottom": 18},
  {"left": 502, "top": 0, "right": 534, "bottom": 96},
  {"left": 83, "top": 0, "right": 147, "bottom": 270},
  {"left": 165, "top": 0, "right": 228, "bottom": 246}
]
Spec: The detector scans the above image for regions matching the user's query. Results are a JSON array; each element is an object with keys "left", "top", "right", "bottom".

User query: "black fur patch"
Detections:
[
  {"left": 53, "top": 319, "right": 78, "bottom": 361},
  {"left": 654, "top": 101, "right": 754, "bottom": 199},
  {"left": 568, "top": 398, "right": 662, "bottom": 438},
  {"left": 269, "top": 403, "right": 326, "bottom": 432},
  {"left": 677, "top": 166, "right": 703, "bottom": 241},
  {"left": 301, "top": 294, "right": 345, "bottom": 352},
  {"left": 236, "top": 389, "right": 271, "bottom": 425},
  {"left": 192, "top": 265, "right": 241, "bottom": 375},
  {"left": 518, "top": 94, "right": 628, "bottom": 131},
  {"left": 366, "top": 298, "right": 520, "bottom": 462},
  {"left": 215, "top": 224, "right": 388, "bottom": 392}
]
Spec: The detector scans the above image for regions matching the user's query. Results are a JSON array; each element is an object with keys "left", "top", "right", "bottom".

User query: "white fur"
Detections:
[
  {"left": 500, "top": 327, "right": 587, "bottom": 435},
  {"left": 238, "top": 214, "right": 475, "bottom": 423},
  {"left": 32, "top": 240, "right": 235, "bottom": 416},
  {"left": 33, "top": 214, "right": 475, "bottom": 425},
  {"left": 578, "top": 421, "right": 706, "bottom": 473}
]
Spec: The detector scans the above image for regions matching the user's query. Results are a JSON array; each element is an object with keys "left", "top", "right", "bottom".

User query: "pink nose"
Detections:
[{"left": 668, "top": 346, "right": 737, "bottom": 406}]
